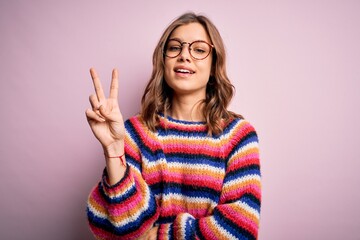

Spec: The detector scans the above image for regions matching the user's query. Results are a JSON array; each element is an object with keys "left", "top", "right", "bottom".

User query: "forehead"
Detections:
[{"left": 169, "top": 22, "right": 211, "bottom": 43}]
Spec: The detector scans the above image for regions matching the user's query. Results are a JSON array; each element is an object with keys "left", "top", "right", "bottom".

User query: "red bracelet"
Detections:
[{"left": 106, "top": 153, "right": 126, "bottom": 166}]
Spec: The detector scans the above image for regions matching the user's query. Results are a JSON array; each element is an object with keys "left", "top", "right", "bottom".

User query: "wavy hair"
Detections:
[{"left": 141, "top": 12, "right": 241, "bottom": 135}]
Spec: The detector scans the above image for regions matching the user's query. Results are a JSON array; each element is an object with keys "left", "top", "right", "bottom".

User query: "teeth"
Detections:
[{"left": 176, "top": 69, "right": 192, "bottom": 73}]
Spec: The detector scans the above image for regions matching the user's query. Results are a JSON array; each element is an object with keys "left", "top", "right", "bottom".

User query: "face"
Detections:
[{"left": 164, "top": 22, "right": 213, "bottom": 98}]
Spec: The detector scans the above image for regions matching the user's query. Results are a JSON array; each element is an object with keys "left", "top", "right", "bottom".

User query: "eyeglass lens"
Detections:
[{"left": 165, "top": 40, "right": 212, "bottom": 60}]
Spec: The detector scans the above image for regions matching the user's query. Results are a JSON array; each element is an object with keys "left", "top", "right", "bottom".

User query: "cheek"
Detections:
[
  {"left": 164, "top": 58, "right": 173, "bottom": 71},
  {"left": 199, "top": 61, "right": 212, "bottom": 77}
]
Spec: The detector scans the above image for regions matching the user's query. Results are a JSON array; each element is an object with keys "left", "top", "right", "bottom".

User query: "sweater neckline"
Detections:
[{"left": 158, "top": 114, "right": 206, "bottom": 126}]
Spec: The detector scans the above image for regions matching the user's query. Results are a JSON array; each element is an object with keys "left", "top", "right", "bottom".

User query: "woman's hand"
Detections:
[
  {"left": 138, "top": 226, "right": 159, "bottom": 240},
  {"left": 86, "top": 68, "right": 127, "bottom": 184},
  {"left": 85, "top": 68, "right": 125, "bottom": 156}
]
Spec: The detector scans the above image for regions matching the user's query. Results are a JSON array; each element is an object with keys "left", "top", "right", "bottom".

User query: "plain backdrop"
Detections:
[{"left": 1, "top": 0, "right": 359, "bottom": 239}]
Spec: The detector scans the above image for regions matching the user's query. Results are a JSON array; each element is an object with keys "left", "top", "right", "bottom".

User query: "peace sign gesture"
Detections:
[{"left": 85, "top": 68, "right": 125, "bottom": 158}]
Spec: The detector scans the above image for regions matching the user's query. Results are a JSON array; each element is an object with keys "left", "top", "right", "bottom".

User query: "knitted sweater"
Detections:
[{"left": 87, "top": 114, "right": 261, "bottom": 240}]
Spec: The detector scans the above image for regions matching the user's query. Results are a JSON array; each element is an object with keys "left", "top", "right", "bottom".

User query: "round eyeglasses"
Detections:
[{"left": 164, "top": 39, "right": 214, "bottom": 60}]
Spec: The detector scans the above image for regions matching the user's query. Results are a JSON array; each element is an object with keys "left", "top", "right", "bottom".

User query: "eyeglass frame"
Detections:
[{"left": 163, "top": 38, "right": 215, "bottom": 60}]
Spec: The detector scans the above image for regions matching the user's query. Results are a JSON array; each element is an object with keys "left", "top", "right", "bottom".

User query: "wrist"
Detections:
[{"left": 103, "top": 141, "right": 124, "bottom": 157}]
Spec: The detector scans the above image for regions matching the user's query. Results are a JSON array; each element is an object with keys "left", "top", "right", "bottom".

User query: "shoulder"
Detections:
[
  {"left": 222, "top": 116, "right": 259, "bottom": 144},
  {"left": 124, "top": 114, "right": 145, "bottom": 129},
  {"left": 225, "top": 115, "right": 257, "bottom": 133}
]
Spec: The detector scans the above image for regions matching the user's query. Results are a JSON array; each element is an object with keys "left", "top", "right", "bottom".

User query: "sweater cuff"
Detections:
[
  {"left": 100, "top": 164, "right": 133, "bottom": 201},
  {"left": 157, "top": 213, "right": 196, "bottom": 240}
]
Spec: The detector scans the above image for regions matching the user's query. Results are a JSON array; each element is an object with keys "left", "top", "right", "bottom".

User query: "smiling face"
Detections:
[{"left": 164, "top": 22, "right": 213, "bottom": 98}]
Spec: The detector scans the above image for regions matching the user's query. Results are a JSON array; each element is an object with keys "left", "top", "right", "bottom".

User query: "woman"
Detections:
[{"left": 86, "top": 12, "right": 261, "bottom": 240}]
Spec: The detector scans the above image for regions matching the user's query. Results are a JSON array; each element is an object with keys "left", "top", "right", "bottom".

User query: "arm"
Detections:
[
  {"left": 87, "top": 164, "right": 159, "bottom": 239},
  {"left": 85, "top": 68, "right": 126, "bottom": 184},
  {"left": 85, "top": 68, "right": 159, "bottom": 239},
  {"left": 157, "top": 121, "right": 261, "bottom": 240}
]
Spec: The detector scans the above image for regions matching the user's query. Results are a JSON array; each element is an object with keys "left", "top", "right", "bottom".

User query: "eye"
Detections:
[
  {"left": 191, "top": 42, "right": 210, "bottom": 55},
  {"left": 168, "top": 45, "right": 181, "bottom": 52},
  {"left": 193, "top": 48, "right": 206, "bottom": 54}
]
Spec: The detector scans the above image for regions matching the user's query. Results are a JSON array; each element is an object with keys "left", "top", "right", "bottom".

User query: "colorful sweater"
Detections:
[{"left": 87, "top": 114, "right": 261, "bottom": 239}]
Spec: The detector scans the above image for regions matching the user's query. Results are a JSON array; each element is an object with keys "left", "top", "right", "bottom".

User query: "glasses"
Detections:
[{"left": 164, "top": 39, "right": 214, "bottom": 60}]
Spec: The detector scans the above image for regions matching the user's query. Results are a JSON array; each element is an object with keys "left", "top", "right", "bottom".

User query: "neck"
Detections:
[{"left": 170, "top": 93, "right": 205, "bottom": 122}]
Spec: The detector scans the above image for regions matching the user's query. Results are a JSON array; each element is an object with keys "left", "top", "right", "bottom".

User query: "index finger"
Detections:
[
  {"left": 109, "top": 68, "right": 118, "bottom": 99},
  {"left": 90, "top": 67, "right": 106, "bottom": 102}
]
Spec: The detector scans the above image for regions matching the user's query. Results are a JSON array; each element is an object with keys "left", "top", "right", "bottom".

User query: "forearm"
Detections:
[
  {"left": 157, "top": 200, "right": 260, "bottom": 240},
  {"left": 103, "top": 140, "right": 126, "bottom": 185},
  {"left": 87, "top": 165, "right": 160, "bottom": 239}
]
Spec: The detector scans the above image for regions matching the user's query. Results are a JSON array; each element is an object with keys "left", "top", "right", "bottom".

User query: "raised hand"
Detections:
[{"left": 85, "top": 68, "right": 125, "bottom": 157}]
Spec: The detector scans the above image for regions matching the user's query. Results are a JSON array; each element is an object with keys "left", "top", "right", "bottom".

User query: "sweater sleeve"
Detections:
[
  {"left": 86, "top": 119, "right": 160, "bottom": 239},
  {"left": 157, "top": 121, "right": 261, "bottom": 240},
  {"left": 86, "top": 165, "right": 159, "bottom": 239}
]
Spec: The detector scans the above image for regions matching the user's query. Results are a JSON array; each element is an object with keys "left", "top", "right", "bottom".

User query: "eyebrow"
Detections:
[{"left": 168, "top": 37, "right": 206, "bottom": 43}]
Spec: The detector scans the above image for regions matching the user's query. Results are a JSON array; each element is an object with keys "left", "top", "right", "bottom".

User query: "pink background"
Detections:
[{"left": 1, "top": 1, "right": 359, "bottom": 239}]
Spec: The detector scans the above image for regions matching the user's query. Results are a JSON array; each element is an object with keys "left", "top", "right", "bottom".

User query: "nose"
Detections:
[{"left": 178, "top": 43, "right": 191, "bottom": 62}]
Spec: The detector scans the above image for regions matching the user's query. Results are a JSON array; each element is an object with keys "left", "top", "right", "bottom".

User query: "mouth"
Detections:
[{"left": 174, "top": 67, "right": 195, "bottom": 74}]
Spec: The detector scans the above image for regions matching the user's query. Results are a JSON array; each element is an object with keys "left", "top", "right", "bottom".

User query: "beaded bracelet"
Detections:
[{"left": 106, "top": 153, "right": 126, "bottom": 166}]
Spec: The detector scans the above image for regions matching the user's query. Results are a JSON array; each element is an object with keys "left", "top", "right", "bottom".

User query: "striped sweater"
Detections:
[{"left": 87, "top": 114, "right": 261, "bottom": 239}]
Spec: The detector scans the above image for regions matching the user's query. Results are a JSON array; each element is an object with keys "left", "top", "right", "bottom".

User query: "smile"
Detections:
[{"left": 174, "top": 68, "right": 195, "bottom": 74}]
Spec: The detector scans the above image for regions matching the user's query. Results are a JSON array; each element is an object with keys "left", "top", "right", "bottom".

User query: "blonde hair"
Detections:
[{"left": 141, "top": 12, "right": 240, "bottom": 135}]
